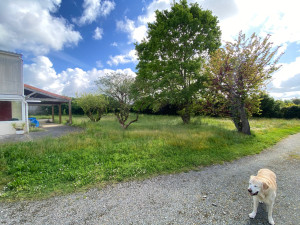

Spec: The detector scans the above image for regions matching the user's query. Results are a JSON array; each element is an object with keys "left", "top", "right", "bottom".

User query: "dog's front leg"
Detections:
[
  {"left": 267, "top": 202, "right": 275, "bottom": 225},
  {"left": 249, "top": 196, "right": 259, "bottom": 219}
]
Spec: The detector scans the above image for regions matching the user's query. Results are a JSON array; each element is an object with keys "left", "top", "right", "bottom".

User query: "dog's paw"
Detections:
[
  {"left": 268, "top": 217, "right": 275, "bottom": 225},
  {"left": 249, "top": 212, "right": 256, "bottom": 219}
]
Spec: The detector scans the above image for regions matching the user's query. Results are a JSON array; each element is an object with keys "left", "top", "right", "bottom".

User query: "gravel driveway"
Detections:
[{"left": 1, "top": 133, "right": 300, "bottom": 225}]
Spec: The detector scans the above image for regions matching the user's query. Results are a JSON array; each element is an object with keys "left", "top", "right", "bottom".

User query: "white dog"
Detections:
[{"left": 248, "top": 168, "right": 277, "bottom": 225}]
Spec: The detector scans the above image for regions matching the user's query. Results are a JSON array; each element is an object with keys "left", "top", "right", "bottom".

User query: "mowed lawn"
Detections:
[{"left": 1, "top": 114, "right": 300, "bottom": 201}]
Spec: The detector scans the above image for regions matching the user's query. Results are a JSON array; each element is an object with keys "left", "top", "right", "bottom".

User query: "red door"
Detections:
[{"left": 0, "top": 101, "right": 12, "bottom": 121}]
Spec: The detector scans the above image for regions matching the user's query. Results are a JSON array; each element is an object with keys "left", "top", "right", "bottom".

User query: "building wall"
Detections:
[
  {"left": 0, "top": 50, "right": 26, "bottom": 135},
  {"left": 0, "top": 51, "right": 23, "bottom": 95},
  {"left": 0, "top": 121, "right": 21, "bottom": 135},
  {"left": 0, "top": 97, "right": 26, "bottom": 135},
  {"left": 0, "top": 102, "right": 26, "bottom": 135}
]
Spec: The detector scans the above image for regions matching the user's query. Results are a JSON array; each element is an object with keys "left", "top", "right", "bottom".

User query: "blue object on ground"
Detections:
[{"left": 29, "top": 117, "right": 39, "bottom": 127}]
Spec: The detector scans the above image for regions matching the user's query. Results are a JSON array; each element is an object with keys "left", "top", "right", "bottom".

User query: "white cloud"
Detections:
[
  {"left": 116, "top": 17, "right": 147, "bottom": 43},
  {"left": 96, "top": 60, "right": 103, "bottom": 68},
  {"left": 137, "top": 0, "right": 171, "bottom": 24},
  {"left": 0, "top": 0, "right": 82, "bottom": 55},
  {"left": 268, "top": 90, "right": 300, "bottom": 100},
  {"left": 116, "top": 0, "right": 237, "bottom": 44},
  {"left": 116, "top": 0, "right": 174, "bottom": 43},
  {"left": 74, "top": 0, "right": 100, "bottom": 25},
  {"left": 24, "top": 56, "right": 65, "bottom": 94},
  {"left": 200, "top": 0, "right": 238, "bottom": 20},
  {"left": 270, "top": 57, "right": 300, "bottom": 88},
  {"left": 60, "top": 68, "right": 94, "bottom": 96},
  {"left": 209, "top": 0, "right": 300, "bottom": 45},
  {"left": 116, "top": 0, "right": 202, "bottom": 44},
  {"left": 100, "top": 0, "right": 116, "bottom": 16},
  {"left": 267, "top": 57, "right": 300, "bottom": 99},
  {"left": 73, "top": 0, "right": 115, "bottom": 26},
  {"left": 93, "top": 27, "right": 103, "bottom": 40},
  {"left": 119, "top": 0, "right": 300, "bottom": 46},
  {"left": 107, "top": 49, "right": 138, "bottom": 66},
  {"left": 24, "top": 56, "right": 136, "bottom": 97},
  {"left": 111, "top": 42, "right": 118, "bottom": 47},
  {"left": 116, "top": 17, "right": 135, "bottom": 33}
]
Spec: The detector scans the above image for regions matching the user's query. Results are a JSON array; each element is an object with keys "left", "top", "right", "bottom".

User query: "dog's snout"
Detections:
[{"left": 248, "top": 188, "right": 252, "bottom": 193}]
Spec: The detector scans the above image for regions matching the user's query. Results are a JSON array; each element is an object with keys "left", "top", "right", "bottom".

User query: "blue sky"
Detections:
[{"left": 0, "top": 0, "right": 299, "bottom": 99}]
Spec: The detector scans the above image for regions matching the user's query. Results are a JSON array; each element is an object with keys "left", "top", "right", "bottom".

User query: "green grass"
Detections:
[
  {"left": 1, "top": 115, "right": 300, "bottom": 201},
  {"left": 29, "top": 127, "right": 45, "bottom": 132}
]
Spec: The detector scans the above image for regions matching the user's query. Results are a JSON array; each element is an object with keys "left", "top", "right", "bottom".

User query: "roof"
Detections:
[
  {"left": 24, "top": 84, "right": 71, "bottom": 104},
  {"left": 0, "top": 50, "right": 22, "bottom": 58}
]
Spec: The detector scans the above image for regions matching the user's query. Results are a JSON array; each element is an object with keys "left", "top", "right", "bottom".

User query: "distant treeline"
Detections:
[
  {"left": 252, "top": 93, "right": 300, "bottom": 119},
  {"left": 32, "top": 94, "right": 300, "bottom": 119}
]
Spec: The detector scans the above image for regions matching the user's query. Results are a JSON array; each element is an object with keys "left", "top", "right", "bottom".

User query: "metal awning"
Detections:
[{"left": 24, "top": 84, "right": 72, "bottom": 124}]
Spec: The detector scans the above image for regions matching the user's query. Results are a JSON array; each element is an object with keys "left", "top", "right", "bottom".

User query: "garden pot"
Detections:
[{"left": 16, "top": 130, "right": 25, "bottom": 135}]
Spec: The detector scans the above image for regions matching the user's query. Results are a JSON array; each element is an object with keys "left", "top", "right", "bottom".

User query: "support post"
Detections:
[
  {"left": 59, "top": 104, "right": 62, "bottom": 124},
  {"left": 52, "top": 105, "right": 54, "bottom": 123},
  {"left": 68, "top": 100, "right": 72, "bottom": 124}
]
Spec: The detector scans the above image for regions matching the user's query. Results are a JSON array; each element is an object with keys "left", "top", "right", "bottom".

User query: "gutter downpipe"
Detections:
[{"left": 22, "top": 96, "right": 29, "bottom": 133}]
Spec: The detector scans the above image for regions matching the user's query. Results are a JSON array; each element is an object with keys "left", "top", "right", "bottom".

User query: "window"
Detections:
[{"left": 0, "top": 101, "right": 22, "bottom": 121}]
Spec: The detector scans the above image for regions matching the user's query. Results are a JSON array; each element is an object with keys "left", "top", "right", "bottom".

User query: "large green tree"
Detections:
[
  {"left": 205, "top": 32, "right": 282, "bottom": 135},
  {"left": 135, "top": 0, "right": 221, "bottom": 124}
]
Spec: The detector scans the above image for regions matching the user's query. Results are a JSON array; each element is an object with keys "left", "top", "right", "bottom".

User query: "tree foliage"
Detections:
[
  {"left": 292, "top": 98, "right": 300, "bottom": 105},
  {"left": 135, "top": 0, "right": 221, "bottom": 124},
  {"left": 205, "top": 32, "right": 282, "bottom": 134},
  {"left": 281, "top": 106, "right": 300, "bottom": 119},
  {"left": 253, "top": 93, "right": 281, "bottom": 118},
  {"left": 75, "top": 93, "right": 108, "bottom": 122},
  {"left": 96, "top": 72, "right": 138, "bottom": 129}
]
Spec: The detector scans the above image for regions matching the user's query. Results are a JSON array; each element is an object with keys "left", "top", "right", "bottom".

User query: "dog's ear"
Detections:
[{"left": 263, "top": 182, "right": 269, "bottom": 190}]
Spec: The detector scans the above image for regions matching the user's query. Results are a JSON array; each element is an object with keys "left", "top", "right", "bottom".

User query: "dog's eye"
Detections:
[{"left": 254, "top": 185, "right": 257, "bottom": 187}]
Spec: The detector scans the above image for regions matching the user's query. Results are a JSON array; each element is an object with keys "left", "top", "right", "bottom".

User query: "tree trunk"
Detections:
[
  {"left": 124, "top": 113, "right": 139, "bottom": 129},
  {"left": 181, "top": 113, "right": 190, "bottom": 124},
  {"left": 115, "top": 112, "right": 126, "bottom": 128},
  {"left": 115, "top": 110, "right": 139, "bottom": 129},
  {"left": 231, "top": 97, "right": 251, "bottom": 135},
  {"left": 180, "top": 105, "right": 191, "bottom": 124},
  {"left": 240, "top": 104, "right": 251, "bottom": 135}
]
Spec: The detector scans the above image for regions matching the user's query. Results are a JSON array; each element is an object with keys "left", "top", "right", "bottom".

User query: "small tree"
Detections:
[
  {"left": 135, "top": 0, "right": 221, "bottom": 124},
  {"left": 76, "top": 93, "right": 108, "bottom": 122},
  {"left": 96, "top": 72, "right": 138, "bottom": 129},
  {"left": 206, "top": 32, "right": 282, "bottom": 134}
]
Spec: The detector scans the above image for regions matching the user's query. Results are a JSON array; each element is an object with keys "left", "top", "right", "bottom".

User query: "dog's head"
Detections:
[{"left": 248, "top": 175, "right": 269, "bottom": 196}]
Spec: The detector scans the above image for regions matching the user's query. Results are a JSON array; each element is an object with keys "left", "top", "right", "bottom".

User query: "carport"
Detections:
[{"left": 24, "top": 84, "right": 72, "bottom": 124}]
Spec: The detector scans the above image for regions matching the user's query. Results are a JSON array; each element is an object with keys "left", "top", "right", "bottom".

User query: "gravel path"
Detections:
[{"left": 1, "top": 133, "right": 300, "bottom": 225}]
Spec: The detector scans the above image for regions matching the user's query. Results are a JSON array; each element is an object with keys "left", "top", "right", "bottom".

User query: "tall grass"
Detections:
[{"left": 1, "top": 115, "right": 300, "bottom": 201}]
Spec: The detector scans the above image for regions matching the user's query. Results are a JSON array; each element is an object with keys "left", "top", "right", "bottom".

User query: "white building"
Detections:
[{"left": 0, "top": 50, "right": 28, "bottom": 135}]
